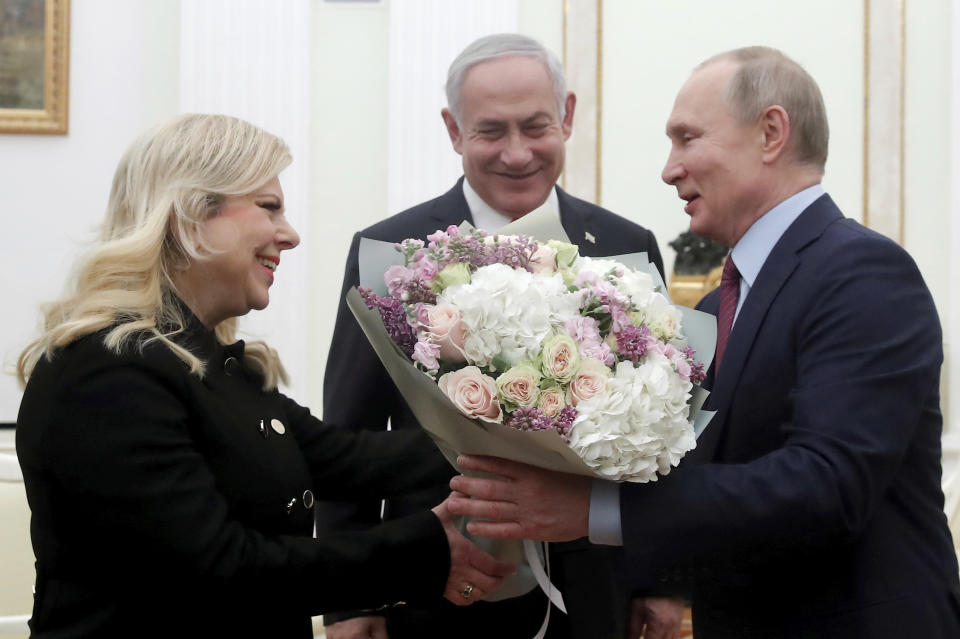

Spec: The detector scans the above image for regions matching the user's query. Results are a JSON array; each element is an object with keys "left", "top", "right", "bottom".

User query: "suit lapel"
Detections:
[
  {"left": 429, "top": 176, "right": 474, "bottom": 229},
  {"left": 691, "top": 195, "right": 843, "bottom": 461},
  {"left": 556, "top": 186, "right": 596, "bottom": 252}
]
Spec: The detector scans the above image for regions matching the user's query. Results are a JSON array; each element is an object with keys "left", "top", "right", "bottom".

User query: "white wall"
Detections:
[
  {"left": 304, "top": 1, "right": 557, "bottom": 413},
  {"left": 905, "top": 0, "right": 953, "bottom": 429},
  {"left": 306, "top": 1, "right": 391, "bottom": 413},
  {"left": 1, "top": 0, "right": 180, "bottom": 423},
  {"left": 601, "top": 0, "right": 864, "bottom": 279}
]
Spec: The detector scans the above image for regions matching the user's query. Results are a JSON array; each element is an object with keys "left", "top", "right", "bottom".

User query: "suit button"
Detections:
[
  {"left": 302, "top": 490, "right": 315, "bottom": 510},
  {"left": 224, "top": 356, "right": 241, "bottom": 376}
]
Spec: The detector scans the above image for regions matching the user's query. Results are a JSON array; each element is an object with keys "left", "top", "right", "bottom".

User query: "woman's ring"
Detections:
[{"left": 461, "top": 583, "right": 474, "bottom": 599}]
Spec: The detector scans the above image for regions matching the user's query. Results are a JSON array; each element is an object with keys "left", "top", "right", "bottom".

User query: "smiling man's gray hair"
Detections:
[{"left": 445, "top": 33, "right": 568, "bottom": 125}]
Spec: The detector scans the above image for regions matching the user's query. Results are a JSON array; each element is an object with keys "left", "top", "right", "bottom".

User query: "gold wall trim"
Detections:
[{"left": 0, "top": 0, "right": 70, "bottom": 134}]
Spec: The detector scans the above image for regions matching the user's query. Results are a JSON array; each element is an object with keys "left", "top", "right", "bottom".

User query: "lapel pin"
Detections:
[
  {"left": 258, "top": 419, "right": 269, "bottom": 438},
  {"left": 584, "top": 231, "right": 596, "bottom": 244},
  {"left": 270, "top": 418, "right": 286, "bottom": 435}
]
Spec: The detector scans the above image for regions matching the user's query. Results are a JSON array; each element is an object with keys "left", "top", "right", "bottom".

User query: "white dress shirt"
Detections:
[{"left": 461, "top": 178, "right": 560, "bottom": 231}]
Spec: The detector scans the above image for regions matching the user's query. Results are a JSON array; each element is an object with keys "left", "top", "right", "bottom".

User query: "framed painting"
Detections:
[{"left": 0, "top": 0, "right": 69, "bottom": 134}]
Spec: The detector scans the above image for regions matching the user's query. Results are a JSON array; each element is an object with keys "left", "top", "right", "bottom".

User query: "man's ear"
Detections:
[
  {"left": 441, "top": 108, "right": 464, "bottom": 155},
  {"left": 561, "top": 92, "right": 576, "bottom": 140},
  {"left": 760, "top": 105, "right": 790, "bottom": 164}
]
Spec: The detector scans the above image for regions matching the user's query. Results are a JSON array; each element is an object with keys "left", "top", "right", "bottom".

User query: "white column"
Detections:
[
  {"left": 179, "top": 0, "right": 311, "bottom": 402},
  {"left": 562, "top": 0, "right": 600, "bottom": 204},
  {"left": 863, "top": 0, "right": 905, "bottom": 242},
  {"left": 944, "top": 0, "right": 960, "bottom": 549},
  {"left": 387, "top": 0, "right": 518, "bottom": 215}
]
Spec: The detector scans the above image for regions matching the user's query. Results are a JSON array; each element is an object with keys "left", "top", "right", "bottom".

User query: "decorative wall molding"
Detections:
[
  {"left": 562, "top": 0, "right": 601, "bottom": 204},
  {"left": 863, "top": 0, "right": 905, "bottom": 243},
  {"left": 386, "top": 0, "right": 518, "bottom": 215},
  {"left": 179, "top": 0, "right": 311, "bottom": 402}
]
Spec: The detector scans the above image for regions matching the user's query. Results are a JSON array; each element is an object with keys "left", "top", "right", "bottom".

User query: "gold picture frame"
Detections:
[{"left": 0, "top": 0, "right": 70, "bottom": 134}]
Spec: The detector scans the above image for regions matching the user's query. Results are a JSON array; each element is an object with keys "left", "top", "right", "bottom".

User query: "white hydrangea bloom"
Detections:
[
  {"left": 568, "top": 356, "right": 696, "bottom": 482},
  {"left": 441, "top": 264, "right": 581, "bottom": 369}
]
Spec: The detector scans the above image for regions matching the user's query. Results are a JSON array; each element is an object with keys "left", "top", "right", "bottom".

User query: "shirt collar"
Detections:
[
  {"left": 731, "top": 184, "right": 825, "bottom": 287},
  {"left": 461, "top": 177, "right": 560, "bottom": 231}
]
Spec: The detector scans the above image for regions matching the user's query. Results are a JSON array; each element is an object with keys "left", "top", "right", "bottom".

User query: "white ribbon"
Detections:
[{"left": 524, "top": 539, "right": 567, "bottom": 639}]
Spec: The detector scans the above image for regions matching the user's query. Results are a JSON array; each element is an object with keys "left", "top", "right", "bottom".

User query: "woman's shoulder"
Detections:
[{"left": 30, "top": 328, "right": 191, "bottom": 395}]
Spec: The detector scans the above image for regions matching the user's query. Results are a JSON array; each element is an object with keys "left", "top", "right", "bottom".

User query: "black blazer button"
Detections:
[{"left": 224, "top": 356, "right": 241, "bottom": 376}]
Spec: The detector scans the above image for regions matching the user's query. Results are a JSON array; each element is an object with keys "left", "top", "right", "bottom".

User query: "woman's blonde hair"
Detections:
[{"left": 17, "top": 113, "right": 293, "bottom": 390}]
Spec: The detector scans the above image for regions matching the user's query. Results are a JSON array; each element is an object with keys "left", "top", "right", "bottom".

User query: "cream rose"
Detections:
[
  {"left": 433, "top": 262, "right": 471, "bottom": 292},
  {"left": 495, "top": 363, "right": 542, "bottom": 409},
  {"left": 566, "top": 357, "right": 610, "bottom": 407},
  {"left": 529, "top": 244, "right": 558, "bottom": 275},
  {"left": 438, "top": 366, "right": 502, "bottom": 423},
  {"left": 547, "top": 239, "right": 579, "bottom": 268},
  {"left": 540, "top": 334, "right": 581, "bottom": 383},
  {"left": 538, "top": 384, "right": 566, "bottom": 418},
  {"left": 423, "top": 303, "right": 467, "bottom": 362}
]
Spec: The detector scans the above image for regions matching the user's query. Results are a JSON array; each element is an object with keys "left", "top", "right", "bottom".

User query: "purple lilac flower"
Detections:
[
  {"left": 505, "top": 406, "right": 554, "bottom": 432},
  {"left": 684, "top": 346, "right": 706, "bottom": 384},
  {"left": 395, "top": 238, "right": 425, "bottom": 263},
  {"left": 359, "top": 287, "right": 417, "bottom": 357},
  {"left": 617, "top": 324, "right": 655, "bottom": 363},
  {"left": 552, "top": 406, "right": 578, "bottom": 443},
  {"left": 399, "top": 278, "right": 437, "bottom": 305}
]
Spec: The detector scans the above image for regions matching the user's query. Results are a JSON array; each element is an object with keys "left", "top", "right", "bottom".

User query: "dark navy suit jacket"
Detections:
[
  {"left": 320, "top": 177, "right": 664, "bottom": 638},
  {"left": 618, "top": 194, "right": 960, "bottom": 638}
]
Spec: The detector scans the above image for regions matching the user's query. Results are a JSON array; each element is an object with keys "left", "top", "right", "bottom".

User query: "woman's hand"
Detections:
[{"left": 431, "top": 494, "right": 516, "bottom": 605}]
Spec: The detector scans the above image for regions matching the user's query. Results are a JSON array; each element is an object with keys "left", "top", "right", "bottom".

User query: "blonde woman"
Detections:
[{"left": 16, "top": 114, "right": 511, "bottom": 639}]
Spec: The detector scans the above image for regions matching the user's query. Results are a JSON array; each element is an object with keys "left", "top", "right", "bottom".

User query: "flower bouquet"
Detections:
[{"left": 346, "top": 211, "right": 716, "bottom": 616}]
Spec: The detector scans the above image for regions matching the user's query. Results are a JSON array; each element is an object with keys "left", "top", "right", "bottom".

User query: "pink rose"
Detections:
[
  {"left": 538, "top": 386, "right": 566, "bottom": 418},
  {"left": 438, "top": 366, "right": 502, "bottom": 423},
  {"left": 566, "top": 358, "right": 610, "bottom": 407},
  {"left": 423, "top": 303, "right": 466, "bottom": 362}
]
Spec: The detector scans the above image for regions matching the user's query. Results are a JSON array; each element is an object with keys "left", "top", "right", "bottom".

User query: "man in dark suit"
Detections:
[
  {"left": 448, "top": 46, "right": 960, "bottom": 638},
  {"left": 321, "top": 33, "right": 679, "bottom": 639}
]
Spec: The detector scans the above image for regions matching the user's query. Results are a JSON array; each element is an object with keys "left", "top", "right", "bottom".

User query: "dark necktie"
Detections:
[{"left": 715, "top": 256, "right": 741, "bottom": 370}]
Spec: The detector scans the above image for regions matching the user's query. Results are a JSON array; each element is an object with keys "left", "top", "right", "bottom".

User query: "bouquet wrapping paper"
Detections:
[{"left": 346, "top": 209, "right": 716, "bottom": 606}]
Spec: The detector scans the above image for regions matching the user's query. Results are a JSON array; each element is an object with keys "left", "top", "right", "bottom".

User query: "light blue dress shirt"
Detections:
[{"left": 588, "top": 184, "right": 826, "bottom": 546}]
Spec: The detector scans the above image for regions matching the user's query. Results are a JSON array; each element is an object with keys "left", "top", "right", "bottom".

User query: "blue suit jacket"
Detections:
[
  {"left": 320, "top": 177, "right": 664, "bottom": 637},
  {"left": 619, "top": 195, "right": 960, "bottom": 638}
]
